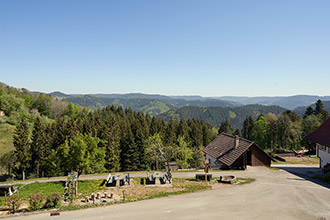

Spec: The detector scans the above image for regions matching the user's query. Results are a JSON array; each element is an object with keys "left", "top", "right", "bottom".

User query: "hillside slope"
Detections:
[
  {"left": 220, "top": 95, "right": 330, "bottom": 110},
  {"left": 159, "top": 105, "right": 287, "bottom": 129}
]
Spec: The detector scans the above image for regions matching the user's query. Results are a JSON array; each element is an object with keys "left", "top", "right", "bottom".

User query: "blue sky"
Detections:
[{"left": 1, "top": 0, "right": 329, "bottom": 97}]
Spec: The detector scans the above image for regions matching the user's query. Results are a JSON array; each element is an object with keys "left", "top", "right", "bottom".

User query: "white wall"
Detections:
[{"left": 317, "top": 144, "right": 330, "bottom": 168}]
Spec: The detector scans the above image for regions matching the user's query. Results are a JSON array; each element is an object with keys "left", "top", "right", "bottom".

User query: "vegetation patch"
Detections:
[
  {"left": 273, "top": 156, "right": 319, "bottom": 165},
  {"left": 236, "top": 178, "right": 255, "bottom": 185},
  {"left": 313, "top": 175, "right": 330, "bottom": 184},
  {"left": 267, "top": 167, "right": 280, "bottom": 171},
  {"left": 0, "top": 123, "right": 15, "bottom": 154},
  {"left": 0, "top": 176, "right": 256, "bottom": 213}
]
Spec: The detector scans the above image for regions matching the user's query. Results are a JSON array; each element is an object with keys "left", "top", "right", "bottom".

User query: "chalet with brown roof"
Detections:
[
  {"left": 305, "top": 117, "right": 330, "bottom": 171},
  {"left": 203, "top": 133, "right": 271, "bottom": 169}
]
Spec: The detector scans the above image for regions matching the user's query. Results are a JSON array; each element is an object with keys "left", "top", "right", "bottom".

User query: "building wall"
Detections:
[
  {"left": 249, "top": 144, "right": 271, "bottom": 167},
  {"left": 317, "top": 143, "right": 330, "bottom": 168},
  {"left": 206, "top": 154, "right": 223, "bottom": 168},
  {"left": 231, "top": 155, "right": 245, "bottom": 169}
]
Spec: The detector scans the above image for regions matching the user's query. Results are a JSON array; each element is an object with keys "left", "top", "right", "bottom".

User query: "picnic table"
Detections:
[
  {"left": 106, "top": 173, "right": 130, "bottom": 187},
  {"left": 0, "top": 184, "right": 19, "bottom": 196},
  {"left": 146, "top": 171, "right": 172, "bottom": 185}
]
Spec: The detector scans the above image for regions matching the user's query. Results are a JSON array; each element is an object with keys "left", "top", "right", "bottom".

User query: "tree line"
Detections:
[
  {"left": 219, "top": 100, "right": 329, "bottom": 152},
  {"left": 2, "top": 105, "right": 217, "bottom": 180}
]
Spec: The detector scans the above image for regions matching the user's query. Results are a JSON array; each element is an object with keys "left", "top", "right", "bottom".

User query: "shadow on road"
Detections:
[{"left": 276, "top": 166, "right": 330, "bottom": 189}]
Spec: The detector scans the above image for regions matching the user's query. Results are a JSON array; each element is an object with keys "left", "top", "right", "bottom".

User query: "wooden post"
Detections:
[{"left": 204, "top": 160, "right": 209, "bottom": 183}]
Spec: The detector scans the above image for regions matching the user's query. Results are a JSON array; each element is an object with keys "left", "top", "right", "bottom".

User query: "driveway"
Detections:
[{"left": 5, "top": 165, "right": 330, "bottom": 220}]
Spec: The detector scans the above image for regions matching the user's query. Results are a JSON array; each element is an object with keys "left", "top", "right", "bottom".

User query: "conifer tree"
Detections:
[
  {"left": 30, "top": 117, "right": 48, "bottom": 177},
  {"left": 242, "top": 116, "right": 254, "bottom": 140},
  {"left": 13, "top": 118, "right": 31, "bottom": 180},
  {"left": 219, "top": 119, "right": 234, "bottom": 135},
  {"left": 120, "top": 121, "right": 139, "bottom": 171}
]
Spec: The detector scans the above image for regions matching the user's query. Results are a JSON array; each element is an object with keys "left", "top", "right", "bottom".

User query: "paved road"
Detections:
[{"left": 6, "top": 165, "right": 330, "bottom": 220}]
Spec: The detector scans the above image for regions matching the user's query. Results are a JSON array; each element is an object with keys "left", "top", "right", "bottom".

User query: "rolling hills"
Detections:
[
  {"left": 158, "top": 104, "right": 287, "bottom": 129},
  {"left": 51, "top": 92, "right": 241, "bottom": 116}
]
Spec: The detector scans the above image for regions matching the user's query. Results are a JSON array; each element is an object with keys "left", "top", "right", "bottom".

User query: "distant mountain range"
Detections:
[
  {"left": 219, "top": 95, "right": 330, "bottom": 110},
  {"left": 50, "top": 92, "right": 330, "bottom": 112},
  {"left": 47, "top": 91, "right": 330, "bottom": 128},
  {"left": 49, "top": 92, "right": 241, "bottom": 116}
]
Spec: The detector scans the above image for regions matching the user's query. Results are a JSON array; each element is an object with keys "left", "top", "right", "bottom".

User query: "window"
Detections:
[
  {"left": 321, "top": 145, "right": 326, "bottom": 151},
  {"left": 328, "top": 147, "right": 330, "bottom": 153}
]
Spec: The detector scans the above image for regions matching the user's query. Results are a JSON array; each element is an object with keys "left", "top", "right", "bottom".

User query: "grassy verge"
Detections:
[
  {"left": 272, "top": 156, "right": 320, "bottom": 165},
  {"left": 267, "top": 167, "right": 280, "bottom": 171},
  {"left": 236, "top": 178, "right": 255, "bottom": 185},
  {"left": 313, "top": 175, "right": 330, "bottom": 184}
]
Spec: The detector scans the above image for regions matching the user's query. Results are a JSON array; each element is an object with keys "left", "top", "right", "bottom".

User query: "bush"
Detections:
[
  {"left": 5, "top": 196, "right": 21, "bottom": 213},
  {"left": 28, "top": 193, "right": 45, "bottom": 211},
  {"left": 44, "top": 192, "right": 61, "bottom": 208}
]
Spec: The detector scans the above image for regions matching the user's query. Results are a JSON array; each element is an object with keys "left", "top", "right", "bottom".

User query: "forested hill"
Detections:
[
  {"left": 294, "top": 101, "right": 330, "bottom": 116},
  {"left": 220, "top": 95, "right": 330, "bottom": 110},
  {"left": 59, "top": 94, "right": 240, "bottom": 116},
  {"left": 158, "top": 105, "right": 287, "bottom": 129}
]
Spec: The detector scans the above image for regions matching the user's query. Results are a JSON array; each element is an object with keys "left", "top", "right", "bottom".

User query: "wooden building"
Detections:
[
  {"left": 305, "top": 117, "right": 330, "bottom": 172},
  {"left": 203, "top": 133, "right": 271, "bottom": 169}
]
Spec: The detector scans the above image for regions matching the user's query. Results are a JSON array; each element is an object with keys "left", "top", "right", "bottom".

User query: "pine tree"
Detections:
[
  {"left": 120, "top": 121, "right": 139, "bottom": 171},
  {"left": 30, "top": 117, "right": 48, "bottom": 177},
  {"left": 242, "top": 116, "right": 254, "bottom": 140},
  {"left": 219, "top": 120, "right": 234, "bottom": 135},
  {"left": 13, "top": 118, "right": 31, "bottom": 180},
  {"left": 303, "top": 106, "right": 314, "bottom": 118},
  {"left": 104, "top": 120, "right": 121, "bottom": 172}
]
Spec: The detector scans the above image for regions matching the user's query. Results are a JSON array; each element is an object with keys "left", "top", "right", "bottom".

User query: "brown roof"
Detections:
[
  {"left": 305, "top": 117, "right": 330, "bottom": 148},
  {"left": 203, "top": 133, "right": 253, "bottom": 166}
]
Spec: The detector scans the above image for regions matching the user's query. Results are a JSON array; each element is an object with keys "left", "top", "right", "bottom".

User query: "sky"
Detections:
[{"left": 1, "top": 0, "right": 330, "bottom": 97}]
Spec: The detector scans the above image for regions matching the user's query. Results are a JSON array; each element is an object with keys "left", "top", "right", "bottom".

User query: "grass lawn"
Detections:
[{"left": 273, "top": 155, "right": 320, "bottom": 165}]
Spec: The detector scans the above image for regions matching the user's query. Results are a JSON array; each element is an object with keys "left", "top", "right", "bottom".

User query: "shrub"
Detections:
[
  {"left": 44, "top": 192, "right": 61, "bottom": 208},
  {"left": 5, "top": 196, "right": 21, "bottom": 213},
  {"left": 28, "top": 193, "right": 45, "bottom": 211}
]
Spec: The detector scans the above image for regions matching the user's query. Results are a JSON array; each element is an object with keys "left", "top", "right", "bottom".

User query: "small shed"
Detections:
[{"left": 203, "top": 133, "right": 271, "bottom": 169}]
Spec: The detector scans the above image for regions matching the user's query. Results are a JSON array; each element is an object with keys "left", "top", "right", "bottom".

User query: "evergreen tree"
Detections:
[
  {"left": 234, "top": 128, "right": 241, "bottom": 137},
  {"left": 120, "top": 121, "right": 139, "bottom": 171},
  {"left": 13, "top": 119, "right": 31, "bottom": 180},
  {"left": 314, "top": 99, "right": 324, "bottom": 115},
  {"left": 30, "top": 117, "right": 48, "bottom": 177},
  {"left": 104, "top": 123, "right": 121, "bottom": 172},
  {"left": 242, "top": 116, "right": 254, "bottom": 139},
  {"left": 303, "top": 106, "right": 314, "bottom": 118},
  {"left": 219, "top": 120, "right": 234, "bottom": 135},
  {"left": 131, "top": 112, "right": 149, "bottom": 170}
]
